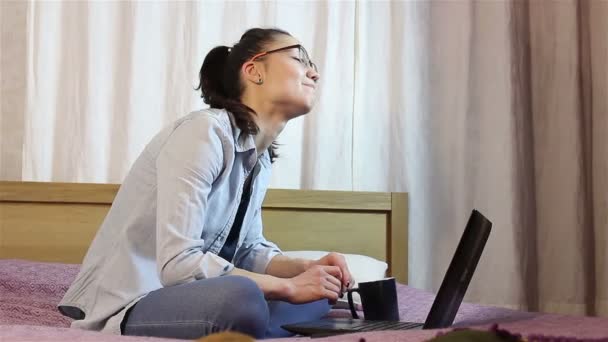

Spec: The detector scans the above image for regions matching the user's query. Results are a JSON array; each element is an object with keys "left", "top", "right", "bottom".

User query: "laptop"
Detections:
[{"left": 282, "top": 209, "right": 492, "bottom": 337}]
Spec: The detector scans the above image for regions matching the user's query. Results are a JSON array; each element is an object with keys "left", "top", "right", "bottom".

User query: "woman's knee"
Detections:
[{"left": 221, "top": 276, "right": 269, "bottom": 338}]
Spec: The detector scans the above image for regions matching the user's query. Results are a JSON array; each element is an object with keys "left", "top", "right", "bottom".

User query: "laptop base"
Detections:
[{"left": 282, "top": 318, "right": 424, "bottom": 337}]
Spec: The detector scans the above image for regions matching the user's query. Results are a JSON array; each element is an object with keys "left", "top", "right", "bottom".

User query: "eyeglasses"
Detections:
[{"left": 249, "top": 44, "right": 318, "bottom": 73}]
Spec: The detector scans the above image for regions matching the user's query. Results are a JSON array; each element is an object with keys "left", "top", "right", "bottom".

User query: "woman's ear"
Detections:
[{"left": 242, "top": 61, "right": 264, "bottom": 85}]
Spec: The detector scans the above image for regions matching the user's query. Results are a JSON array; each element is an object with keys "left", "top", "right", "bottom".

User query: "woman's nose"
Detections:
[{"left": 308, "top": 68, "right": 320, "bottom": 83}]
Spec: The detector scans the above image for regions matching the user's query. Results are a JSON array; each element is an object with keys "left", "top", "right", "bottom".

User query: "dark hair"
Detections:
[{"left": 196, "top": 28, "right": 291, "bottom": 163}]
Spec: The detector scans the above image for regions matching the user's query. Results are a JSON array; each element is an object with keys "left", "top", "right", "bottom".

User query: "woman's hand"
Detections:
[
  {"left": 284, "top": 265, "right": 343, "bottom": 304},
  {"left": 311, "top": 252, "right": 354, "bottom": 293}
]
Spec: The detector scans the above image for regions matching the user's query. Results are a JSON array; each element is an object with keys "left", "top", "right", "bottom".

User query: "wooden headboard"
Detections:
[{"left": 0, "top": 181, "right": 409, "bottom": 283}]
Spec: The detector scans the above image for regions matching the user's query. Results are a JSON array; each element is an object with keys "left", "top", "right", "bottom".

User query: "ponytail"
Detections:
[
  {"left": 197, "top": 45, "right": 230, "bottom": 107},
  {"left": 196, "top": 45, "right": 260, "bottom": 143}
]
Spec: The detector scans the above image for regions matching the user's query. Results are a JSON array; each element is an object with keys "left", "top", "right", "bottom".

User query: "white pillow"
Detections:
[{"left": 281, "top": 251, "right": 388, "bottom": 309}]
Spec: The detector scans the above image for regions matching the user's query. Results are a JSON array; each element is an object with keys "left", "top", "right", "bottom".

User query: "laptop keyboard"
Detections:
[{"left": 350, "top": 321, "right": 423, "bottom": 331}]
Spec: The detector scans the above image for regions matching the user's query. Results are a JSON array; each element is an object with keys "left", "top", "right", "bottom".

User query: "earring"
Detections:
[{"left": 257, "top": 78, "right": 263, "bottom": 85}]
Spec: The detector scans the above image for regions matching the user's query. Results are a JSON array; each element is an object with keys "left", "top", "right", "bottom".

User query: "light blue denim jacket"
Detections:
[{"left": 58, "top": 108, "right": 282, "bottom": 334}]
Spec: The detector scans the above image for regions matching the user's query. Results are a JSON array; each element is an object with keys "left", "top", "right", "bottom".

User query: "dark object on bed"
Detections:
[{"left": 428, "top": 327, "right": 522, "bottom": 342}]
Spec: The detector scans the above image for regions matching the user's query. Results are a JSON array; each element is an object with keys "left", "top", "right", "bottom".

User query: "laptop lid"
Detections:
[{"left": 422, "top": 209, "right": 492, "bottom": 329}]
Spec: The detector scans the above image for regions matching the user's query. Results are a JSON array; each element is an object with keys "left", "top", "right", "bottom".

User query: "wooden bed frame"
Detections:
[{"left": 0, "top": 181, "right": 409, "bottom": 284}]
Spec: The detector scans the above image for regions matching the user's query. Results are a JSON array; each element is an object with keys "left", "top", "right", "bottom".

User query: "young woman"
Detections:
[{"left": 58, "top": 28, "right": 353, "bottom": 340}]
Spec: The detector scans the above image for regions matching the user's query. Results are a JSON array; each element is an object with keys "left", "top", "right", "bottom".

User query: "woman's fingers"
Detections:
[
  {"left": 323, "top": 288, "right": 340, "bottom": 302},
  {"left": 320, "top": 269, "right": 343, "bottom": 302},
  {"left": 322, "top": 265, "right": 343, "bottom": 281},
  {"left": 323, "top": 275, "right": 341, "bottom": 294}
]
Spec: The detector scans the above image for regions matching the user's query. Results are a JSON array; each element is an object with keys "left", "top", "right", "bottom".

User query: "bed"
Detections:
[{"left": 1, "top": 181, "right": 608, "bottom": 342}]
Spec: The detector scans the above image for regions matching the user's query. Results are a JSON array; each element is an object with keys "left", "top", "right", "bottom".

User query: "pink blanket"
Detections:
[
  {"left": 0, "top": 259, "right": 77, "bottom": 327},
  {"left": 2, "top": 259, "right": 607, "bottom": 342}
]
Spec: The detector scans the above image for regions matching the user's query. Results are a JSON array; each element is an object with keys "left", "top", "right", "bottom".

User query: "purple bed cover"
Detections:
[{"left": 1, "top": 259, "right": 607, "bottom": 342}]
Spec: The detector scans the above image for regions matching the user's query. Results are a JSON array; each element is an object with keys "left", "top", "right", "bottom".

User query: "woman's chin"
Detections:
[
  {"left": 302, "top": 98, "right": 318, "bottom": 114},
  {"left": 285, "top": 103, "right": 314, "bottom": 120}
]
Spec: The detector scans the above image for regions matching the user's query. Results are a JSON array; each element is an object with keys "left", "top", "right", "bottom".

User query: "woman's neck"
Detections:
[
  {"left": 241, "top": 96, "right": 288, "bottom": 156},
  {"left": 253, "top": 115, "right": 285, "bottom": 157}
]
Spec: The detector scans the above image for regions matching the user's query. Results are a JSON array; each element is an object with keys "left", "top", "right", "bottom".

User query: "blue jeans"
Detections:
[{"left": 121, "top": 275, "right": 330, "bottom": 339}]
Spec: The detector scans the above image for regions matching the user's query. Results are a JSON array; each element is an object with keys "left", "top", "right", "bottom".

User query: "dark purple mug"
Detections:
[{"left": 347, "top": 277, "right": 400, "bottom": 321}]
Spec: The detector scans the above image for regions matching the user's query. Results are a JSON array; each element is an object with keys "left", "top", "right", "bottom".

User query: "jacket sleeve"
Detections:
[
  {"left": 233, "top": 207, "right": 283, "bottom": 274},
  {"left": 155, "top": 116, "right": 234, "bottom": 287}
]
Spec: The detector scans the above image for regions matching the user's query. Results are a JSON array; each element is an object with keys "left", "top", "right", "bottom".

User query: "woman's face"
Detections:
[{"left": 254, "top": 36, "right": 320, "bottom": 118}]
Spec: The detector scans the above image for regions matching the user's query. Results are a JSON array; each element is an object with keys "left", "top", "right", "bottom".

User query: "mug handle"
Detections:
[{"left": 347, "top": 288, "right": 360, "bottom": 319}]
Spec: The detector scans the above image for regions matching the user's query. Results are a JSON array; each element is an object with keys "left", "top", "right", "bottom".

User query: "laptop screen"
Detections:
[{"left": 422, "top": 209, "right": 492, "bottom": 329}]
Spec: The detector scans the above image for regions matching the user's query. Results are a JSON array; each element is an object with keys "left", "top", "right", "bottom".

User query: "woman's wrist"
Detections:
[
  {"left": 266, "top": 277, "right": 293, "bottom": 301},
  {"left": 230, "top": 267, "right": 291, "bottom": 301},
  {"left": 266, "top": 255, "right": 314, "bottom": 278},
  {"left": 298, "top": 258, "right": 314, "bottom": 274}
]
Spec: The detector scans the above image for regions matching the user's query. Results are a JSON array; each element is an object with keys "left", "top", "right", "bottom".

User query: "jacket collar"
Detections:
[
  {"left": 226, "top": 111, "right": 256, "bottom": 153},
  {"left": 226, "top": 110, "right": 271, "bottom": 169}
]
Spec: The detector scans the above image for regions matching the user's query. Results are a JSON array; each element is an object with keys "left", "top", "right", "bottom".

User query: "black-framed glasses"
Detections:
[{"left": 249, "top": 44, "right": 318, "bottom": 73}]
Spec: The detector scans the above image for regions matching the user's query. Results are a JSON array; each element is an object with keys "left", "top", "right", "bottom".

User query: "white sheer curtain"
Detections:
[
  {"left": 1, "top": 0, "right": 606, "bottom": 316},
  {"left": 7, "top": 1, "right": 357, "bottom": 187}
]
